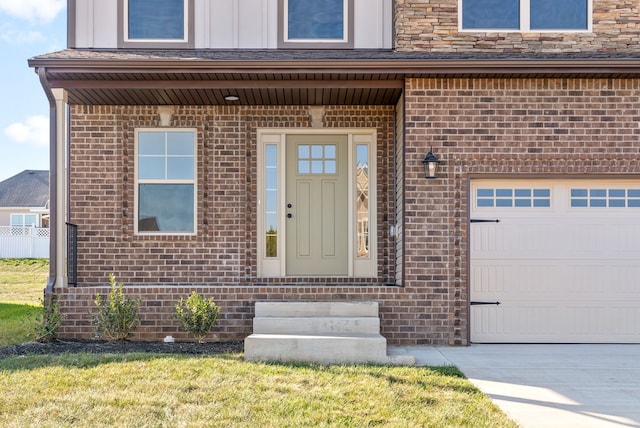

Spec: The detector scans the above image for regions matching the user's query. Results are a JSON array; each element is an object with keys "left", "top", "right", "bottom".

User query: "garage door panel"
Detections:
[
  {"left": 473, "top": 221, "right": 640, "bottom": 260},
  {"left": 474, "top": 303, "right": 640, "bottom": 343},
  {"left": 471, "top": 179, "right": 640, "bottom": 343}
]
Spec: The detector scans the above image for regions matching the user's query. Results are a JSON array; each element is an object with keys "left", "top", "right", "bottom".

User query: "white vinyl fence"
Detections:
[{"left": 0, "top": 226, "right": 49, "bottom": 258}]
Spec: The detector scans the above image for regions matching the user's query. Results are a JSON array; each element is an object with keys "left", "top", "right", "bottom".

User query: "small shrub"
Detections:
[
  {"left": 92, "top": 274, "right": 140, "bottom": 341},
  {"left": 23, "top": 296, "right": 65, "bottom": 342},
  {"left": 175, "top": 292, "right": 220, "bottom": 343}
]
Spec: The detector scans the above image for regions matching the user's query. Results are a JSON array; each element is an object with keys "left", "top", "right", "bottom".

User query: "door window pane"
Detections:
[
  {"left": 265, "top": 144, "right": 278, "bottom": 257},
  {"left": 297, "top": 144, "right": 337, "bottom": 175},
  {"left": 356, "top": 145, "right": 369, "bottom": 258}
]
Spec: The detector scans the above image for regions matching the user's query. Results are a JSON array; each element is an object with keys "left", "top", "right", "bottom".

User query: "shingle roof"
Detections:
[
  {"left": 0, "top": 170, "right": 49, "bottom": 208},
  {"left": 28, "top": 48, "right": 640, "bottom": 63}
]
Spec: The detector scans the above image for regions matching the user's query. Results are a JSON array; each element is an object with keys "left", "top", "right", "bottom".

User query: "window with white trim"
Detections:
[
  {"left": 135, "top": 129, "right": 196, "bottom": 235},
  {"left": 10, "top": 214, "right": 39, "bottom": 236},
  {"left": 120, "top": 0, "right": 193, "bottom": 48},
  {"left": 279, "top": 0, "right": 354, "bottom": 48},
  {"left": 460, "top": 0, "right": 590, "bottom": 31},
  {"left": 11, "top": 214, "right": 38, "bottom": 227}
]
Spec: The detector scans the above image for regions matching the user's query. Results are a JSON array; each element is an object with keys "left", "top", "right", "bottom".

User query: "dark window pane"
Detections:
[
  {"left": 462, "top": 0, "right": 519, "bottom": 29},
  {"left": 531, "top": 0, "right": 587, "bottom": 30},
  {"left": 571, "top": 199, "right": 588, "bottom": 207},
  {"left": 288, "top": 0, "right": 344, "bottom": 39},
  {"left": 139, "top": 184, "right": 194, "bottom": 232},
  {"left": 129, "top": 0, "right": 184, "bottom": 40},
  {"left": 477, "top": 189, "right": 494, "bottom": 197},
  {"left": 477, "top": 199, "right": 494, "bottom": 207}
]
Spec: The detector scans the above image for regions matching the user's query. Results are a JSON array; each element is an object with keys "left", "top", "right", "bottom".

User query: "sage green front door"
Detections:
[{"left": 285, "top": 135, "right": 348, "bottom": 275}]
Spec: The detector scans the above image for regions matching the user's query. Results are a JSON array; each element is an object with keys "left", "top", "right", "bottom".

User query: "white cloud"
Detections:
[
  {"left": 4, "top": 116, "right": 49, "bottom": 147},
  {"left": 0, "top": 24, "right": 45, "bottom": 44},
  {"left": 0, "top": 0, "right": 65, "bottom": 23}
]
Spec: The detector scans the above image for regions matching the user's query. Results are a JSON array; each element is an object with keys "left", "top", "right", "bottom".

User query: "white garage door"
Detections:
[{"left": 470, "top": 179, "right": 640, "bottom": 343}]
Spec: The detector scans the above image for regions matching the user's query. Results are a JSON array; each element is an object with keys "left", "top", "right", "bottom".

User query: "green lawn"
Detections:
[
  {"left": 0, "top": 258, "right": 517, "bottom": 427},
  {"left": 0, "top": 259, "right": 48, "bottom": 346},
  {"left": 0, "top": 258, "right": 48, "bottom": 304},
  {"left": 0, "top": 353, "right": 517, "bottom": 427}
]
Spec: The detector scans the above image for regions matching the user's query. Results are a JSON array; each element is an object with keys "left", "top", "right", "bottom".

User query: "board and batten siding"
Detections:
[{"left": 71, "top": 0, "right": 392, "bottom": 49}]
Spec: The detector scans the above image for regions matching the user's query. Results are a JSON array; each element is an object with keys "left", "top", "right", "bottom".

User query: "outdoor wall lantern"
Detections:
[{"left": 422, "top": 148, "right": 442, "bottom": 179}]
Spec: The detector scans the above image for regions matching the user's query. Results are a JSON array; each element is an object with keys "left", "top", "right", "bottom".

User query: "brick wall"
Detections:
[
  {"left": 62, "top": 105, "right": 411, "bottom": 342},
  {"left": 60, "top": 78, "right": 640, "bottom": 346},
  {"left": 395, "top": 0, "right": 640, "bottom": 53},
  {"left": 402, "top": 77, "right": 640, "bottom": 345}
]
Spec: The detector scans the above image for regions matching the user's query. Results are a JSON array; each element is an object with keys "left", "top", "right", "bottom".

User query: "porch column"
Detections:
[{"left": 52, "top": 88, "right": 68, "bottom": 288}]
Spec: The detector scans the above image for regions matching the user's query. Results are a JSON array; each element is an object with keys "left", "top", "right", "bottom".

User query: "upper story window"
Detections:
[
  {"left": 460, "top": 0, "right": 590, "bottom": 32},
  {"left": 279, "top": 0, "right": 354, "bottom": 49},
  {"left": 118, "top": 0, "right": 194, "bottom": 48},
  {"left": 135, "top": 129, "right": 197, "bottom": 235}
]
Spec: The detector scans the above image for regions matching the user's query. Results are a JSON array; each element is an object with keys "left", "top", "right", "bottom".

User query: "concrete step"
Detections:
[
  {"left": 253, "top": 316, "right": 380, "bottom": 335},
  {"left": 255, "top": 301, "right": 379, "bottom": 318},
  {"left": 245, "top": 333, "right": 413, "bottom": 365}
]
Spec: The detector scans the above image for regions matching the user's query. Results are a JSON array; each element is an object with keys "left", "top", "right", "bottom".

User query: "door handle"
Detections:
[
  {"left": 287, "top": 203, "right": 293, "bottom": 208},
  {"left": 287, "top": 213, "right": 293, "bottom": 218}
]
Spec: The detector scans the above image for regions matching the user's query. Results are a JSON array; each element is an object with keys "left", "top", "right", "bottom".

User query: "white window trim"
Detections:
[
  {"left": 134, "top": 128, "right": 197, "bottom": 236},
  {"left": 10, "top": 213, "right": 40, "bottom": 228},
  {"left": 119, "top": 0, "right": 194, "bottom": 48},
  {"left": 278, "top": 0, "right": 355, "bottom": 49},
  {"left": 257, "top": 129, "right": 377, "bottom": 277},
  {"left": 458, "top": 0, "right": 592, "bottom": 33}
]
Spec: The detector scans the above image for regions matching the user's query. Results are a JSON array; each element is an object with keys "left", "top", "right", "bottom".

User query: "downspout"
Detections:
[{"left": 38, "top": 67, "right": 58, "bottom": 295}]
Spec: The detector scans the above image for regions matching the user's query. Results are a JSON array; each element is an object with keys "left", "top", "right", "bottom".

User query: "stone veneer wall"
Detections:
[{"left": 394, "top": 0, "right": 640, "bottom": 53}]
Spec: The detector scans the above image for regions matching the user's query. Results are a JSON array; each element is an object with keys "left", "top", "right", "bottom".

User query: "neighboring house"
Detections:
[
  {"left": 0, "top": 170, "right": 49, "bottom": 259},
  {"left": 28, "top": 0, "right": 640, "bottom": 344},
  {"left": 0, "top": 170, "right": 49, "bottom": 229}
]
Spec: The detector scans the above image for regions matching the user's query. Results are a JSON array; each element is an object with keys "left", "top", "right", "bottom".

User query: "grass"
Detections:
[
  {"left": 0, "top": 258, "right": 48, "bottom": 304},
  {"left": 0, "top": 258, "right": 517, "bottom": 427},
  {"left": 0, "top": 353, "right": 517, "bottom": 428},
  {"left": 0, "top": 259, "right": 48, "bottom": 346}
]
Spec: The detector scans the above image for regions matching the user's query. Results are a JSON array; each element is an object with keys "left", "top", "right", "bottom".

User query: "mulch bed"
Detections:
[{"left": 0, "top": 339, "right": 244, "bottom": 360}]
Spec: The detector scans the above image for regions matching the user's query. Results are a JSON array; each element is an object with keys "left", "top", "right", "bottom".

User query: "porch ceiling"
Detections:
[{"left": 29, "top": 49, "right": 640, "bottom": 106}]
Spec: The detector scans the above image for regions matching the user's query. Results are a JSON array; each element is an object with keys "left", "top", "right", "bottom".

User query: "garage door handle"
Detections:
[
  {"left": 470, "top": 219, "right": 500, "bottom": 223},
  {"left": 471, "top": 301, "right": 501, "bottom": 306}
]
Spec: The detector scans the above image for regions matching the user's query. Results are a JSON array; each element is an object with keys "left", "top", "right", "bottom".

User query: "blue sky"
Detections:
[{"left": 0, "top": 0, "right": 66, "bottom": 182}]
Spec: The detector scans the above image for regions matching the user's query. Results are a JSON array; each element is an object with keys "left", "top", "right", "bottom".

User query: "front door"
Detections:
[{"left": 285, "top": 134, "right": 348, "bottom": 275}]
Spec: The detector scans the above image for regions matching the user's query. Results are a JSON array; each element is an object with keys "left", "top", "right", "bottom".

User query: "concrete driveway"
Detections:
[{"left": 389, "top": 344, "right": 640, "bottom": 428}]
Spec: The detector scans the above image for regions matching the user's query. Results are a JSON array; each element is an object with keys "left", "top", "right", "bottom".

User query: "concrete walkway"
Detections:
[{"left": 388, "top": 344, "right": 640, "bottom": 428}]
